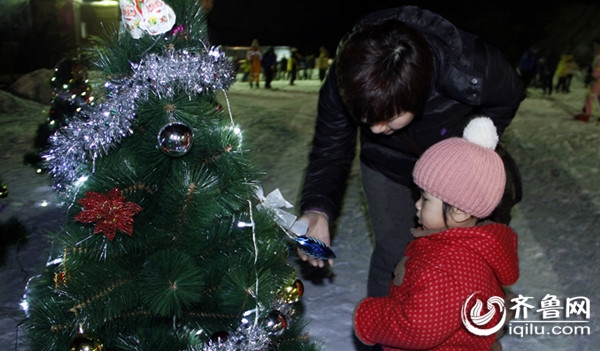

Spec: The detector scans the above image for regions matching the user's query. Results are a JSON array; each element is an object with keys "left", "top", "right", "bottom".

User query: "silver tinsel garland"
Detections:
[
  {"left": 44, "top": 46, "right": 236, "bottom": 190},
  {"left": 198, "top": 303, "right": 296, "bottom": 351},
  {"left": 199, "top": 324, "right": 275, "bottom": 351}
]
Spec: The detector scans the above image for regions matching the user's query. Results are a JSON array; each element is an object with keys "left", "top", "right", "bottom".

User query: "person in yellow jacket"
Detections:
[
  {"left": 317, "top": 46, "right": 330, "bottom": 81},
  {"left": 554, "top": 54, "right": 578, "bottom": 93},
  {"left": 287, "top": 48, "right": 301, "bottom": 86}
]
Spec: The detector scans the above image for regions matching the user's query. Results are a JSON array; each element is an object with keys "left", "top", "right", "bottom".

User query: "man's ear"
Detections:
[{"left": 450, "top": 207, "right": 473, "bottom": 224}]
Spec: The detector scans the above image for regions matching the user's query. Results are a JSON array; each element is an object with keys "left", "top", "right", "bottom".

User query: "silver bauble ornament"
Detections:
[
  {"left": 263, "top": 310, "right": 287, "bottom": 336},
  {"left": 157, "top": 122, "right": 193, "bottom": 157}
]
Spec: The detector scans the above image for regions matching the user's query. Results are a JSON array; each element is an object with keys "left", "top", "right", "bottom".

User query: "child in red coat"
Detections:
[{"left": 354, "top": 117, "right": 519, "bottom": 351}]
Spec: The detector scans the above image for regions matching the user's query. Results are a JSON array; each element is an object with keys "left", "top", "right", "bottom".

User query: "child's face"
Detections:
[{"left": 415, "top": 190, "right": 447, "bottom": 231}]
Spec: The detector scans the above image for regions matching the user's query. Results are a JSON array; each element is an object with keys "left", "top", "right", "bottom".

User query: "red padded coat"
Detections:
[{"left": 354, "top": 223, "right": 519, "bottom": 351}]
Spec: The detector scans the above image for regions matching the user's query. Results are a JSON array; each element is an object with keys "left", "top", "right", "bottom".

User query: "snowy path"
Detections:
[
  {"left": 224, "top": 78, "right": 600, "bottom": 351},
  {"left": 1, "top": 76, "right": 599, "bottom": 350}
]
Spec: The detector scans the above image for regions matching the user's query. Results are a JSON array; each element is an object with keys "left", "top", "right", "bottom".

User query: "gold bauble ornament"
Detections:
[{"left": 279, "top": 279, "right": 304, "bottom": 304}]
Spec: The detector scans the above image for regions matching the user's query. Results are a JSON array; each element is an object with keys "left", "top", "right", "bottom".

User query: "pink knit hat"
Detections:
[{"left": 413, "top": 117, "right": 506, "bottom": 218}]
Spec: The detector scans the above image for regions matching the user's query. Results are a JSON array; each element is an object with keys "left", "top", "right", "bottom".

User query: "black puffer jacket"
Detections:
[{"left": 300, "top": 6, "right": 525, "bottom": 220}]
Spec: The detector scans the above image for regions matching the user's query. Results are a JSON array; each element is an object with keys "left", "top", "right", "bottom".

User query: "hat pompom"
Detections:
[{"left": 462, "top": 117, "right": 499, "bottom": 150}]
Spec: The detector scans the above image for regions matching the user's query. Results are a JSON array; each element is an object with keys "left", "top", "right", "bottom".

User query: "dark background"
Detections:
[
  {"left": 1, "top": 0, "right": 600, "bottom": 76},
  {"left": 208, "top": 0, "right": 600, "bottom": 65}
]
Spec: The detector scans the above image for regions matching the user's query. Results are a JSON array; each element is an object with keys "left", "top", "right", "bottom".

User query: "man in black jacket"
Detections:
[{"left": 297, "top": 6, "right": 525, "bottom": 297}]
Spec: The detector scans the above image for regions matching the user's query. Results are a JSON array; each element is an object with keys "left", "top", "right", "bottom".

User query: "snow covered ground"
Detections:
[{"left": 1, "top": 73, "right": 599, "bottom": 350}]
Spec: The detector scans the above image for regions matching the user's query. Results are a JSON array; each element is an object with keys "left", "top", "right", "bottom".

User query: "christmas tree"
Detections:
[{"left": 21, "top": 1, "right": 322, "bottom": 350}]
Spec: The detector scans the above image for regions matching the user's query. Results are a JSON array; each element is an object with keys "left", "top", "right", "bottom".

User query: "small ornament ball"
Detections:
[
  {"left": 54, "top": 271, "right": 67, "bottom": 288},
  {"left": 69, "top": 331, "right": 104, "bottom": 351},
  {"left": 279, "top": 279, "right": 304, "bottom": 304},
  {"left": 263, "top": 310, "right": 287, "bottom": 336},
  {"left": 157, "top": 122, "right": 194, "bottom": 157},
  {"left": 0, "top": 183, "right": 7, "bottom": 198}
]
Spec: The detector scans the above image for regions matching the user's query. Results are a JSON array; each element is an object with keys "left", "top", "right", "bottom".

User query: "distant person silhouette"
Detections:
[
  {"left": 247, "top": 39, "right": 262, "bottom": 88},
  {"left": 317, "top": 46, "right": 330, "bottom": 81},
  {"left": 575, "top": 39, "right": 600, "bottom": 122},
  {"left": 262, "top": 47, "right": 277, "bottom": 88}
]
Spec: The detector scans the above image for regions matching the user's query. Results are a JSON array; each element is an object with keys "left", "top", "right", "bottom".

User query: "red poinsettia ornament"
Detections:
[{"left": 74, "top": 188, "right": 142, "bottom": 241}]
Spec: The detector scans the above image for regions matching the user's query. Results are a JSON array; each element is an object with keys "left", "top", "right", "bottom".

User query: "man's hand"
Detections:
[{"left": 296, "top": 211, "right": 334, "bottom": 268}]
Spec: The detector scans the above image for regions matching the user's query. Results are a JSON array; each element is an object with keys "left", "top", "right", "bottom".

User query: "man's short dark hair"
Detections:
[{"left": 336, "top": 20, "right": 433, "bottom": 125}]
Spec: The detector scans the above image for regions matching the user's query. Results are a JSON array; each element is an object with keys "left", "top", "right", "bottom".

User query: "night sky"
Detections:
[
  {"left": 209, "top": 0, "right": 540, "bottom": 63},
  {"left": 207, "top": 0, "right": 600, "bottom": 65}
]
